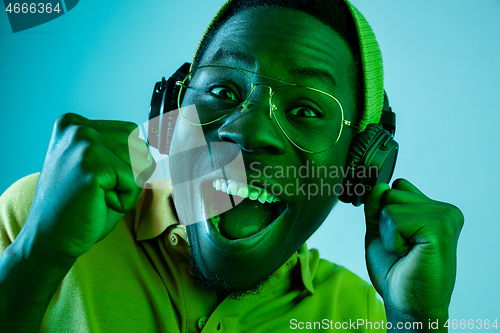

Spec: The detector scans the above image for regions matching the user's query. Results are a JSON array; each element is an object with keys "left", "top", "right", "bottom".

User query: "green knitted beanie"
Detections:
[{"left": 191, "top": 0, "right": 384, "bottom": 132}]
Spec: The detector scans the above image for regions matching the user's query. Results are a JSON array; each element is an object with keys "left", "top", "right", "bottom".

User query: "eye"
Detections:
[
  {"left": 209, "top": 86, "right": 239, "bottom": 103},
  {"left": 287, "top": 107, "right": 320, "bottom": 118}
]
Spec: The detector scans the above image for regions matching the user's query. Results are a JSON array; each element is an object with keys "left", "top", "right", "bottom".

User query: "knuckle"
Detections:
[
  {"left": 73, "top": 124, "right": 93, "bottom": 141},
  {"left": 55, "top": 113, "right": 82, "bottom": 131},
  {"left": 391, "top": 178, "right": 404, "bottom": 188},
  {"left": 440, "top": 202, "right": 464, "bottom": 226},
  {"left": 381, "top": 188, "right": 394, "bottom": 205},
  {"left": 65, "top": 124, "right": 99, "bottom": 146},
  {"left": 381, "top": 203, "right": 398, "bottom": 217},
  {"left": 78, "top": 147, "right": 112, "bottom": 187},
  {"left": 383, "top": 189, "right": 401, "bottom": 204},
  {"left": 379, "top": 206, "right": 398, "bottom": 230},
  {"left": 435, "top": 214, "right": 454, "bottom": 235},
  {"left": 68, "top": 128, "right": 103, "bottom": 171},
  {"left": 78, "top": 143, "right": 98, "bottom": 170}
]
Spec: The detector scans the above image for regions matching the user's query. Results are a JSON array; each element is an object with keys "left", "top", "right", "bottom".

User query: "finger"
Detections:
[
  {"left": 382, "top": 188, "right": 432, "bottom": 206},
  {"left": 127, "top": 128, "right": 150, "bottom": 157},
  {"left": 365, "top": 182, "right": 391, "bottom": 220},
  {"left": 391, "top": 178, "right": 427, "bottom": 197},
  {"left": 391, "top": 179, "right": 464, "bottom": 233},
  {"left": 68, "top": 116, "right": 154, "bottom": 188},
  {"left": 379, "top": 214, "right": 414, "bottom": 257},
  {"left": 136, "top": 157, "right": 156, "bottom": 186},
  {"left": 379, "top": 203, "right": 460, "bottom": 256},
  {"left": 80, "top": 125, "right": 148, "bottom": 170},
  {"left": 55, "top": 114, "right": 137, "bottom": 135},
  {"left": 129, "top": 146, "right": 156, "bottom": 187},
  {"left": 127, "top": 126, "right": 156, "bottom": 186},
  {"left": 98, "top": 148, "right": 143, "bottom": 213},
  {"left": 56, "top": 114, "right": 141, "bottom": 166},
  {"left": 364, "top": 182, "right": 390, "bottom": 243},
  {"left": 103, "top": 125, "right": 153, "bottom": 179},
  {"left": 73, "top": 135, "right": 142, "bottom": 213},
  {"left": 92, "top": 119, "right": 139, "bottom": 135}
]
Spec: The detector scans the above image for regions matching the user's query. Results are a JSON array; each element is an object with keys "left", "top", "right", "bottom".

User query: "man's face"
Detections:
[{"left": 169, "top": 6, "right": 357, "bottom": 295}]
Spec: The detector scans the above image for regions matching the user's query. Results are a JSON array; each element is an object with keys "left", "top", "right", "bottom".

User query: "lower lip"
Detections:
[{"left": 204, "top": 206, "right": 288, "bottom": 252}]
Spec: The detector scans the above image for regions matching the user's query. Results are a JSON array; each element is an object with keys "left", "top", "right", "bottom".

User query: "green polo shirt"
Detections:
[{"left": 0, "top": 174, "right": 386, "bottom": 332}]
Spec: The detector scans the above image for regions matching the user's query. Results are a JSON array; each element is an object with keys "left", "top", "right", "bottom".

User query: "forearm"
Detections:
[
  {"left": 0, "top": 227, "right": 76, "bottom": 332},
  {"left": 385, "top": 305, "right": 448, "bottom": 333}
]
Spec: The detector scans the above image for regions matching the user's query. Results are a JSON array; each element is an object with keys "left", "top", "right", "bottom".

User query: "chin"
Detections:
[
  {"left": 187, "top": 224, "right": 275, "bottom": 298},
  {"left": 188, "top": 248, "right": 271, "bottom": 299}
]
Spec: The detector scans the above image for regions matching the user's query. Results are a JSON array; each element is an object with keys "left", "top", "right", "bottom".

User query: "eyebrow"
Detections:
[
  {"left": 209, "top": 49, "right": 337, "bottom": 89},
  {"left": 290, "top": 67, "right": 337, "bottom": 89},
  {"left": 210, "top": 48, "right": 256, "bottom": 67}
]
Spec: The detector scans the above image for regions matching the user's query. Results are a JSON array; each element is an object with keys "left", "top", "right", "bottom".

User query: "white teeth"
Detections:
[
  {"left": 248, "top": 187, "right": 260, "bottom": 200},
  {"left": 258, "top": 191, "right": 268, "bottom": 204},
  {"left": 228, "top": 182, "right": 239, "bottom": 195},
  {"left": 237, "top": 185, "right": 249, "bottom": 198},
  {"left": 212, "top": 179, "right": 281, "bottom": 204}
]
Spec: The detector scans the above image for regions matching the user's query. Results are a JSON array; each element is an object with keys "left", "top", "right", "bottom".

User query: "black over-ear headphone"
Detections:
[
  {"left": 338, "top": 92, "right": 398, "bottom": 206},
  {"left": 147, "top": 62, "right": 190, "bottom": 155},
  {"left": 148, "top": 63, "right": 398, "bottom": 206}
]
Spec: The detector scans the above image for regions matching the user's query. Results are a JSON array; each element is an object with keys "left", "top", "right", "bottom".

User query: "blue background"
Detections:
[{"left": 1, "top": 0, "right": 499, "bottom": 324}]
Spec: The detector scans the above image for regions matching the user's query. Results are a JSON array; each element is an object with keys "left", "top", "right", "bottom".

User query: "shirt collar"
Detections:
[
  {"left": 133, "top": 179, "right": 188, "bottom": 242},
  {"left": 297, "top": 242, "right": 316, "bottom": 294}
]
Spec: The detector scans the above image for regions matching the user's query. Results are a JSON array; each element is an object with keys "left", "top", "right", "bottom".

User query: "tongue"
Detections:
[{"left": 217, "top": 198, "right": 274, "bottom": 239}]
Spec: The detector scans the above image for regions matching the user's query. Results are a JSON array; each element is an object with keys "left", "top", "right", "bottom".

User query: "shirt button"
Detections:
[
  {"left": 197, "top": 316, "right": 208, "bottom": 330},
  {"left": 169, "top": 232, "right": 178, "bottom": 246}
]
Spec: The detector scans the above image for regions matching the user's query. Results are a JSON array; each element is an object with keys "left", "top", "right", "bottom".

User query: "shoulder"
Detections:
[
  {"left": 302, "top": 246, "right": 386, "bottom": 323},
  {"left": 312, "top": 252, "right": 375, "bottom": 298},
  {"left": 0, "top": 173, "right": 40, "bottom": 251},
  {"left": 302, "top": 245, "right": 373, "bottom": 292}
]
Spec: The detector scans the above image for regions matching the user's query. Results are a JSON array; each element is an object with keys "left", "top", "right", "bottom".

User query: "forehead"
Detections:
[{"left": 199, "top": 6, "right": 356, "bottom": 92}]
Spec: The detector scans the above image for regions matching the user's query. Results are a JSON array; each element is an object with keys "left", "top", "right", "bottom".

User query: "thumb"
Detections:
[
  {"left": 364, "top": 182, "right": 391, "bottom": 221},
  {"left": 364, "top": 182, "right": 390, "bottom": 240}
]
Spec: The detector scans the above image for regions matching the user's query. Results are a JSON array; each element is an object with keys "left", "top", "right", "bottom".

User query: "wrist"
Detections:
[
  {"left": 385, "top": 305, "right": 449, "bottom": 332},
  {"left": 12, "top": 220, "right": 78, "bottom": 271},
  {"left": 0, "top": 225, "right": 77, "bottom": 331}
]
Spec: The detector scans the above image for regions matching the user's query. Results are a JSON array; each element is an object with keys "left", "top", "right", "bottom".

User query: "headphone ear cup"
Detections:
[
  {"left": 158, "top": 77, "right": 181, "bottom": 155},
  {"left": 148, "top": 63, "right": 190, "bottom": 155},
  {"left": 339, "top": 124, "right": 398, "bottom": 206}
]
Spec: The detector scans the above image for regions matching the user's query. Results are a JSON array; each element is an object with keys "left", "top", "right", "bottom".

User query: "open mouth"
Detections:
[{"left": 202, "top": 179, "right": 288, "bottom": 240}]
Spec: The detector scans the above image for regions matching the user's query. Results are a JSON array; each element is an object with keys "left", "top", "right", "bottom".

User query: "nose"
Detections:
[{"left": 217, "top": 86, "right": 286, "bottom": 154}]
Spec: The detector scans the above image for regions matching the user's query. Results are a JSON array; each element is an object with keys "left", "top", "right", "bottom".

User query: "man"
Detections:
[{"left": 0, "top": 0, "right": 463, "bottom": 332}]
